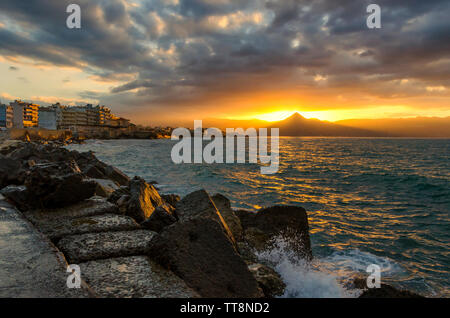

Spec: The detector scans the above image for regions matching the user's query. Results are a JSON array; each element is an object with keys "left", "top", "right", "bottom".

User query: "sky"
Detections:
[{"left": 0, "top": 0, "right": 449, "bottom": 125}]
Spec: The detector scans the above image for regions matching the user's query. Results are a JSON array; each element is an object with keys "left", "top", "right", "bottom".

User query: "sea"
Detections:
[{"left": 67, "top": 137, "right": 450, "bottom": 298}]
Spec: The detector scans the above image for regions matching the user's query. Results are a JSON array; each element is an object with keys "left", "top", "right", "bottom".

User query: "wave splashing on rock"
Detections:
[{"left": 255, "top": 235, "right": 361, "bottom": 298}]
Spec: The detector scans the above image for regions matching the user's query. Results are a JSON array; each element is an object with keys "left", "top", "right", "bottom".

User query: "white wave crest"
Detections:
[{"left": 254, "top": 236, "right": 402, "bottom": 298}]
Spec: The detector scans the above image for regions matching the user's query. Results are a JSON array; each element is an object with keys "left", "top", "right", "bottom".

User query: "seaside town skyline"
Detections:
[
  {"left": 0, "top": 98, "right": 131, "bottom": 130},
  {"left": 1, "top": 96, "right": 450, "bottom": 138}
]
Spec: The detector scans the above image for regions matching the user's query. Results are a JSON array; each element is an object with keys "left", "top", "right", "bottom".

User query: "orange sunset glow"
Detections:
[
  {"left": 0, "top": 0, "right": 448, "bottom": 126},
  {"left": 0, "top": 0, "right": 449, "bottom": 301}
]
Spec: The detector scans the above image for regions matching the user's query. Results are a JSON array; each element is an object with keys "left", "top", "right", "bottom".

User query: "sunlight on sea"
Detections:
[{"left": 67, "top": 137, "right": 450, "bottom": 297}]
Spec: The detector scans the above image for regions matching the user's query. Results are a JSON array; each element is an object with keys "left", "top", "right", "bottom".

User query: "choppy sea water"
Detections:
[{"left": 67, "top": 138, "right": 450, "bottom": 297}]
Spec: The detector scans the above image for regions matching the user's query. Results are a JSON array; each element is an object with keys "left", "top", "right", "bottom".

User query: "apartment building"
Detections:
[
  {"left": 38, "top": 107, "right": 59, "bottom": 130},
  {"left": 106, "top": 117, "right": 131, "bottom": 128},
  {"left": 0, "top": 103, "right": 14, "bottom": 128},
  {"left": 60, "top": 106, "right": 88, "bottom": 129},
  {"left": 86, "top": 104, "right": 112, "bottom": 126},
  {"left": 37, "top": 102, "right": 125, "bottom": 130},
  {"left": 10, "top": 100, "right": 39, "bottom": 128}
]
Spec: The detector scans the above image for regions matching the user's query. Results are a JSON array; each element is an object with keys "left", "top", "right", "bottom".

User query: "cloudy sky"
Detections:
[{"left": 0, "top": 0, "right": 449, "bottom": 125}]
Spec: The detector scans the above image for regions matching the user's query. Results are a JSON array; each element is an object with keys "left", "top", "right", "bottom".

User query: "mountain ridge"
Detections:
[
  {"left": 268, "top": 112, "right": 384, "bottom": 137},
  {"left": 197, "top": 113, "right": 450, "bottom": 137}
]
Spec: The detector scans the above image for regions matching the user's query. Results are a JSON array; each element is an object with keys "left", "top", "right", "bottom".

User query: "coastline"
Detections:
[{"left": 0, "top": 139, "right": 426, "bottom": 298}]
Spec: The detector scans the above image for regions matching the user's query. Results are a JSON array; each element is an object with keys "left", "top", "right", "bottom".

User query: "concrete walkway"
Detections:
[{"left": 0, "top": 196, "right": 89, "bottom": 297}]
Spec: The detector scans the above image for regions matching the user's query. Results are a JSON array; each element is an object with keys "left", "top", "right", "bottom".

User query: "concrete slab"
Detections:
[
  {"left": 79, "top": 256, "right": 199, "bottom": 298},
  {"left": 0, "top": 199, "right": 90, "bottom": 297},
  {"left": 23, "top": 197, "right": 119, "bottom": 225},
  {"left": 57, "top": 230, "right": 157, "bottom": 263},
  {"left": 34, "top": 213, "right": 140, "bottom": 241}
]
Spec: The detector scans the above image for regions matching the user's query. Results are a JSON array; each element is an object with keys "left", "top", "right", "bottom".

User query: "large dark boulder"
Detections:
[
  {"left": 104, "top": 166, "right": 130, "bottom": 186},
  {"left": 212, "top": 194, "right": 244, "bottom": 241},
  {"left": 108, "top": 186, "right": 130, "bottom": 204},
  {"left": 38, "top": 174, "right": 97, "bottom": 208},
  {"left": 175, "top": 190, "right": 236, "bottom": 244},
  {"left": 24, "top": 160, "right": 97, "bottom": 209},
  {"left": 161, "top": 194, "right": 180, "bottom": 208},
  {"left": 148, "top": 218, "right": 263, "bottom": 298},
  {"left": 0, "top": 185, "right": 32, "bottom": 211},
  {"left": 90, "top": 178, "right": 119, "bottom": 198},
  {"left": 141, "top": 205, "right": 177, "bottom": 232},
  {"left": 69, "top": 150, "right": 129, "bottom": 186},
  {"left": 0, "top": 140, "right": 24, "bottom": 156},
  {"left": 84, "top": 164, "right": 106, "bottom": 179},
  {"left": 16, "top": 143, "right": 71, "bottom": 163},
  {"left": 126, "top": 177, "right": 163, "bottom": 223},
  {"left": 236, "top": 206, "right": 312, "bottom": 260},
  {"left": 5, "top": 143, "right": 36, "bottom": 161},
  {"left": 70, "top": 150, "right": 102, "bottom": 171},
  {"left": 248, "top": 263, "right": 286, "bottom": 298},
  {"left": 0, "top": 155, "right": 23, "bottom": 188}
]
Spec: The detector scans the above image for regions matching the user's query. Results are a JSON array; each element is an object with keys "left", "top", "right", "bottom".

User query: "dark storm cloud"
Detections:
[{"left": 0, "top": 0, "right": 449, "bottom": 111}]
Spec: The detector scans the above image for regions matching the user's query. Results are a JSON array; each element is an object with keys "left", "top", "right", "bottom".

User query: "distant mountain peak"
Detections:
[
  {"left": 269, "top": 111, "right": 383, "bottom": 136},
  {"left": 286, "top": 112, "right": 305, "bottom": 121}
]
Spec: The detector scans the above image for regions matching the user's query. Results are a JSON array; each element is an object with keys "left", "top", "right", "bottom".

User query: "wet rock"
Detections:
[
  {"left": 25, "top": 143, "right": 73, "bottom": 163},
  {"left": 126, "top": 177, "right": 163, "bottom": 223},
  {"left": 108, "top": 186, "right": 130, "bottom": 204},
  {"left": 57, "top": 230, "right": 156, "bottom": 263},
  {"left": 0, "top": 155, "right": 23, "bottom": 188},
  {"left": 84, "top": 164, "right": 106, "bottom": 179},
  {"left": 0, "top": 185, "right": 32, "bottom": 211},
  {"left": 236, "top": 206, "right": 312, "bottom": 260},
  {"left": 80, "top": 256, "right": 198, "bottom": 298},
  {"left": 148, "top": 218, "right": 263, "bottom": 298},
  {"left": 104, "top": 165, "right": 130, "bottom": 186},
  {"left": 248, "top": 263, "right": 286, "bottom": 298},
  {"left": 30, "top": 213, "right": 140, "bottom": 241},
  {"left": 175, "top": 190, "right": 236, "bottom": 244},
  {"left": 71, "top": 151, "right": 103, "bottom": 170},
  {"left": 71, "top": 151, "right": 129, "bottom": 186},
  {"left": 237, "top": 241, "right": 258, "bottom": 264},
  {"left": 24, "top": 160, "right": 97, "bottom": 208},
  {"left": 90, "top": 178, "right": 119, "bottom": 198},
  {"left": 5, "top": 143, "right": 35, "bottom": 161},
  {"left": 161, "top": 194, "right": 180, "bottom": 207},
  {"left": 141, "top": 205, "right": 177, "bottom": 232},
  {"left": 116, "top": 195, "right": 130, "bottom": 213},
  {"left": 0, "top": 140, "right": 24, "bottom": 156},
  {"left": 359, "top": 284, "right": 425, "bottom": 298},
  {"left": 43, "top": 174, "right": 97, "bottom": 208},
  {"left": 212, "top": 193, "right": 244, "bottom": 241}
]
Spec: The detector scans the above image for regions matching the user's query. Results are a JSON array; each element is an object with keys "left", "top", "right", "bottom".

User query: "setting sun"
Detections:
[
  {"left": 229, "top": 110, "right": 337, "bottom": 122},
  {"left": 254, "top": 111, "right": 300, "bottom": 122}
]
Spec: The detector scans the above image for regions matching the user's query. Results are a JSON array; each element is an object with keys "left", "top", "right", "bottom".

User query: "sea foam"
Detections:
[{"left": 255, "top": 236, "right": 402, "bottom": 298}]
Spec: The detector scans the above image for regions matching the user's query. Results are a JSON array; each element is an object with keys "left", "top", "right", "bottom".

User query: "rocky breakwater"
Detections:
[
  {"left": 0, "top": 141, "right": 292, "bottom": 298},
  {"left": 0, "top": 140, "right": 424, "bottom": 298}
]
